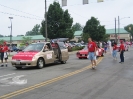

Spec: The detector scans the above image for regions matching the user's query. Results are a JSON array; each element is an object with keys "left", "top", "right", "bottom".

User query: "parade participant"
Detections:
[
  {"left": 0, "top": 42, "right": 8, "bottom": 67},
  {"left": 88, "top": 38, "right": 97, "bottom": 69},
  {"left": 112, "top": 42, "right": 117, "bottom": 60},
  {"left": 108, "top": 40, "right": 112, "bottom": 54},
  {"left": 119, "top": 40, "right": 125, "bottom": 63},
  {"left": 104, "top": 42, "right": 107, "bottom": 53}
]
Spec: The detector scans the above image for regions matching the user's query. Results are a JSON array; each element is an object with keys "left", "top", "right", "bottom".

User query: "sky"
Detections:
[{"left": 0, "top": 0, "right": 132, "bottom": 36}]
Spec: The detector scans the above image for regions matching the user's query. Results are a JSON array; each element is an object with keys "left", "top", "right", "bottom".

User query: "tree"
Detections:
[
  {"left": 26, "top": 24, "right": 41, "bottom": 36},
  {"left": 40, "top": 1, "right": 74, "bottom": 39},
  {"left": 21, "top": 37, "right": 32, "bottom": 44},
  {"left": 0, "top": 34, "right": 3, "bottom": 37},
  {"left": 124, "top": 24, "right": 133, "bottom": 41},
  {"left": 0, "top": 40, "right": 4, "bottom": 44},
  {"left": 83, "top": 17, "right": 106, "bottom": 42},
  {"left": 82, "top": 33, "right": 90, "bottom": 43},
  {"left": 72, "top": 23, "right": 83, "bottom": 32}
]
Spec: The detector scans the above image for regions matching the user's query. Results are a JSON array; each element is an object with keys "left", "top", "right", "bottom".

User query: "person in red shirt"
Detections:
[
  {"left": 0, "top": 42, "right": 8, "bottom": 67},
  {"left": 88, "top": 38, "right": 97, "bottom": 69},
  {"left": 119, "top": 40, "right": 125, "bottom": 63},
  {"left": 112, "top": 42, "right": 117, "bottom": 60}
]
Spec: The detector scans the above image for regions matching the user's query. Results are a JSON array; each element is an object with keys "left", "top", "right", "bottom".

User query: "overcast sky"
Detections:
[{"left": 0, "top": 0, "right": 132, "bottom": 36}]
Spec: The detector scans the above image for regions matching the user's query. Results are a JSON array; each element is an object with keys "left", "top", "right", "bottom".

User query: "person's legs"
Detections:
[
  {"left": 1, "top": 52, "right": 4, "bottom": 67},
  {"left": 91, "top": 52, "right": 96, "bottom": 68},
  {"left": 114, "top": 50, "right": 117, "bottom": 60},
  {"left": 112, "top": 50, "right": 115, "bottom": 58},
  {"left": 89, "top": 53, "right": 94, "bottom": 68},
  {"left": 121, "top": 51, "right": 124, "bottom": 62}
]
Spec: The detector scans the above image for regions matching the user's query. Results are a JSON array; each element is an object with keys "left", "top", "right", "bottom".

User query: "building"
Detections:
[
  {"left": 106, "top": 28, "right": 130, "bottom": 41},
  {"left": 0, "top": 35, "right": 45, "bottom": 46},
  {"left": 72, "top": 28, "right": 130, "bottom": 42},
  {"left": 71, "top": 31, "right": 82, "bottom": 42}
]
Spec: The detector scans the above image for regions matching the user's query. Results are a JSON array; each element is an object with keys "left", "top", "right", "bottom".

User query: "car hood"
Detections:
[
  {"left": 12, "top": 51, "right": 39, "bottom": 61},
  {"left": 78, "top": 49, "right": 88, "bottom": 54}
]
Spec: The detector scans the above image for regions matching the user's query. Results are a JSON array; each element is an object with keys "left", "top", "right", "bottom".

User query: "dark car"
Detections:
[{"left": 17, "top": 46, "right": 25, "bottom": 51}]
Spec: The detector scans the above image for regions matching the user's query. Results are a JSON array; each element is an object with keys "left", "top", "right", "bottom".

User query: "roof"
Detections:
[
  {"left": 74, "top": 31, "right": 82, "bottom": 36},
  {"left": 0, "top": 35, "right": 45, "bottom": 41},
  {"left": 106, "top": 28, "right": 129, "bottom": 34},
  {"left": 73, "top": 28, "right": 129, "bottom": 36}
]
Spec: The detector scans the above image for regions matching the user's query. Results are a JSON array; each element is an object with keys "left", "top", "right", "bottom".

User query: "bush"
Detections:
[{"left": 71, "top": 46, "right": 84, "bottom": 51}]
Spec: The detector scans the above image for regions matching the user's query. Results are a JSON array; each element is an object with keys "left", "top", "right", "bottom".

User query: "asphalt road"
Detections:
[{"left": 0, "top": 48, "right": 133, "bottom": 99}]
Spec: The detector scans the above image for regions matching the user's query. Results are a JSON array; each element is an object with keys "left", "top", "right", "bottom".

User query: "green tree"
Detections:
[
  {"left": 83, "top": 17, "right": 106, "bottom": 42},
  {"left": 21, "top": 37, "right": 32, "bottom": 44},
  {"left": 124, "top": 24, "right": 133, "bottom": 40},
  {"left": 40, "top": 1, "right": 73, "bottom": 39},
  {"left": 72, "top": 23, "right": 83, "bottom": 32},
  {"left": 26, "top": 24, "right": 41, "bottom": 36},
  {"left": 82, "top": 33, "right": 90, "bottom": 43},
  {"left": 0, "top": 34, "right": 3, "bottom": 37},
  {"left": 0, "top": 40, "right": 4, "bottom": 44}
]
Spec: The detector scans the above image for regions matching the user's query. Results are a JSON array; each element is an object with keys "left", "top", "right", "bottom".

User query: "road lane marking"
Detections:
[
  {"left": 0, "top": 57, "right": 103, "bottom": 99},
  {"left": 0, "top": 73, "right": 16, "bottom": 78},
  {"left": 0, "top": 75, "right": 27, "bottom": 87}
]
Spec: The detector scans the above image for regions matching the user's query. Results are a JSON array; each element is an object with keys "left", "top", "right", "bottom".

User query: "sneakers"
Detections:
[
  {"left": 0, "top": 63, "right": 8, "bottom": 67},
  {"left": 0, "top": 64, "right": 4, "bottom": 67}
]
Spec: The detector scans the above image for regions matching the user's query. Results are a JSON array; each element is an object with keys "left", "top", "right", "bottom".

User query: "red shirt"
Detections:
[
  {"left": 2, "top": 46, "right": 8, "bottom": 52},
  {"left": 88, "top": 41, "right": 96, "bottom": 52},
  {"left": 119, "top": 44, "right": 125, "bottom": 51},
  {"left": 113, "top": 45, "right": 117, "bottom": 50}
]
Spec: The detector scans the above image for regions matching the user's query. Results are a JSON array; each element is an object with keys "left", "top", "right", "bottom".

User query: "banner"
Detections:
[
  {"left": 83, "top": 0, "right": 89, "bottom": 4},
  {"left": 97, "top": 0, "right": 104, "bottom": 3},
  {"left": 62, "top": 0, "right": 67, "bottom": 6}
]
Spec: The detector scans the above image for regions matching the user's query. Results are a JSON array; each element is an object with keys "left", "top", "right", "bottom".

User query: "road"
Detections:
[{"left": 0, "top": 48, "right": 133, "bottom": 99}]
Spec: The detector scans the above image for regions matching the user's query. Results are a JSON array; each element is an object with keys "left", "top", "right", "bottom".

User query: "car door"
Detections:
[
  {"left": 42, "top": 43, "right": 55, "bottom": 64},
  {"left": 57, "top": 42, "right": 69, "bottom": 61}
]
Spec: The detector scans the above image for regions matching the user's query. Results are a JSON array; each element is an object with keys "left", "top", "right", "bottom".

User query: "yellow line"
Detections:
[{"left": 0, "top": 57, "right": 103, "bottom": 99}]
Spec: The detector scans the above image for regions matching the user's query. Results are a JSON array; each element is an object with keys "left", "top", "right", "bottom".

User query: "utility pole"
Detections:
[
  {"left": 118, "top": 16, "right": 120, "bottom": 43},
  {"left": 115, "top": 18, "right": 117, "bottom": 43},
  {"left": 9, "top": 17, "right": 13, "bottom": 46},
  {"left": 45, "top": 0, "right": 48, "bottom": 42}
]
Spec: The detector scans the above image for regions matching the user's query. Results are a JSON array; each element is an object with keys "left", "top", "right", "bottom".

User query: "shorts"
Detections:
[
  {"left": 88, "top": 52, "right": 95, "bottom": 60},
  {"left": 0, "top": 52, "right": 8, "bottom": 61}
]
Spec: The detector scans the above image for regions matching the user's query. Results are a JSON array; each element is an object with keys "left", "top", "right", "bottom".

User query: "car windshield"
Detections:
[
  {"left": 23, "top": 43, "right": 44, "bottom": 52},
  {"left": 83, "top": 46, "right": 87, "bottom": 50}
]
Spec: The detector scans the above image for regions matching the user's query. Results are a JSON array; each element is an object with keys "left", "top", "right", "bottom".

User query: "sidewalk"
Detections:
[{"left": 0, "top": 51, "right": 78, "bottom": 63}]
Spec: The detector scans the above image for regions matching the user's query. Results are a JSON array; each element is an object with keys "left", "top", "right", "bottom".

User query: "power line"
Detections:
[
  {"left": 0, "top": 11, "right": 43, "bottom": 20},
  {"left": 0, "top": 4, "right": 43, "bottom": 18}
]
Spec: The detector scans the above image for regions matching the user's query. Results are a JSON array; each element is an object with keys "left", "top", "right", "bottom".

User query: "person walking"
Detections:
[
  {"left": 99, "top": 41, "right": 102, "bottom": 48},
  {"left": 119, "top": 40, "right": 125, "bottom": 63},
  {"left": 108, "top": 40, "right": 112, "bottom": 54},
  {"left": 112, "top": 42, "right": 117, "bottom": 60},
  {"left": 0, "top": 42, "right": 8, "bottom": 67},
  {"left": 104, "top": 42, "right": 107, "bottom": 53},
  {"left": 88, "top": 38, "right": 97, "bottom": 69}
]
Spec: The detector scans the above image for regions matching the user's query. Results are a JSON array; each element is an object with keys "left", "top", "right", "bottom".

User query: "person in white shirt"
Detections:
[{"left": 108, "top": 40, "right": 112, "bottom": 54}]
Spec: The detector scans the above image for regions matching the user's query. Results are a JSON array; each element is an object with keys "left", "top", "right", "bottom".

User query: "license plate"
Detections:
[{"left": 16, "top": 61, "right": 20, "bottom": 64}]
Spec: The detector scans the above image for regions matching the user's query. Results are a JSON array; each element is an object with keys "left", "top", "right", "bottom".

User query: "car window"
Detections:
[
  {"left": 23, "top": 43, "right": 44, "bottom": 52},
  {"left": 83, "top": 46, "right": 87, "bottom": 50},
  {"left": 57, "top": 42, "right": 66, "bottom": 49}
]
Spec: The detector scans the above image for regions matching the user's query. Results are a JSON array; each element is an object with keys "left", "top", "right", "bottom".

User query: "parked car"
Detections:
[
  {"left": 17, "top": 46, "right": 25, "bottom": 51},
  {"left": 11, "top": 42, "right": 69, "bottom": 69},
  {"left": 76, "top": 46, "right": 104, "bottom": 59},
  {"left": 75, "top": 43, "right": 85, "bottom": 47}
]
